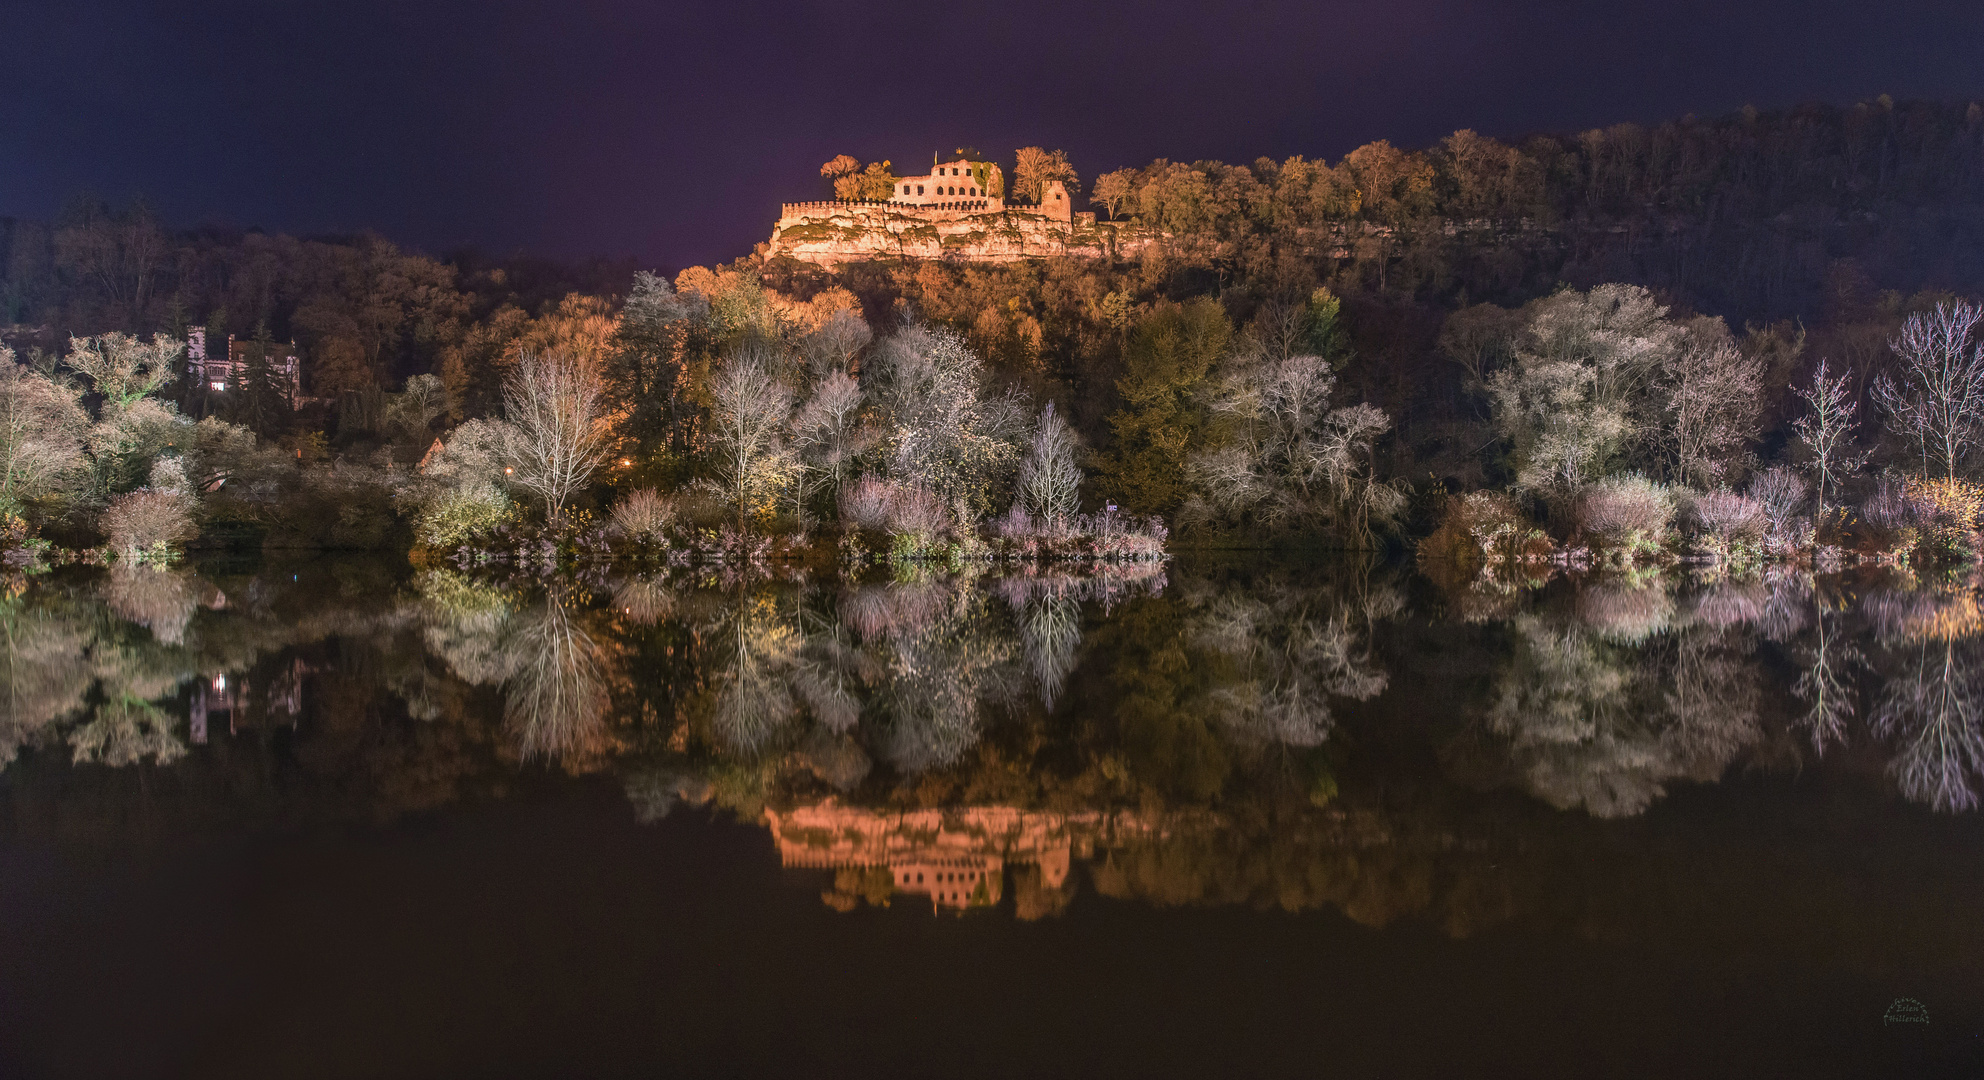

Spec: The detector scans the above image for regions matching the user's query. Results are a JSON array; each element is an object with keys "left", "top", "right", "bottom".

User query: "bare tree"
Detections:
[
  {"left": 0, "top": 350, "right": 87, "bottom": 514},
  {"left": 800, "top": 309, "right": 873, "bottom": 379},
  {"left": 98, "top": 489, "right": 195, "bottom": 560},
  {"left": 499, "top": 349, "right": 610, "bottom": 519},
  {"left": 1666, "top": 338, "right": 1764, "bottom": 488},
  {"left": 1016, "top": 403, "right": 1083, "bottom": 526},
  {"left": 1436, "top": 303, "right": 1521, "bottom": 386},
  {"left": 865, "top": 323, "right": 1026, "bottom": 523},
  {"left": 709, "top": 350, "right": 795, "bottom": 527},
  {"left": 1873, "top": 301, "right": 1984, "bottom": 479},
  {"left": 790, "top": 369, "right": 869, "bottom": 520},
  {"left": 52, "top": 203, "right": 169, "bottom": 328},
  {"left": 1487, "top": 285, "right": 1683, "bottom": 499},
  {"left": 64, "top": 333, "right": 179, "bottom": 410},
  {"left": 1186, "top": 351, "right": 1403, "bottom": 545},
  {"left": 1792, "top": 357, "right": 1869, "bottom": 523}
]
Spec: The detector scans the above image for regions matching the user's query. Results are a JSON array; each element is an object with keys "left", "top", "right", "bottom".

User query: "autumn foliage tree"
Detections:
[
  {"left": 821, "top": 155, "right": 898, "bottom": 201},
  {"left": 1013, "top": 147, "right": 1078, "bottom": 203}
]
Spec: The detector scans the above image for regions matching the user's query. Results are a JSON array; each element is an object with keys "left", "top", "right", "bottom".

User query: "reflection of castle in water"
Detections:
[
  {"left": 189, "top": 657, "right": 307, "bottom": 744},
  {"left": 764, "top": 802, "right": 1152, "bottom": 913}
]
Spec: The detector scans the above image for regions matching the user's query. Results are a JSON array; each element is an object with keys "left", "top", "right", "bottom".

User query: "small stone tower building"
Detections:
[{"left": 1037, "top": 179, "right": 1073, "bottom": 222}]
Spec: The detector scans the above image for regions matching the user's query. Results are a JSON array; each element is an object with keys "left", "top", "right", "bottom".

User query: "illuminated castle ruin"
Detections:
[
  {"left": 764, "top": 801, "right": 1158, "bottom": 915},
  {"left": 767, "top": 150, "right": 1143, "bottom": 265}
]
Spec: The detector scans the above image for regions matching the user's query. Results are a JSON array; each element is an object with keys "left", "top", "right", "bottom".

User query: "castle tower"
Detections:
[
  {"left": 187, "top": 325, "right": 208, "bottom": 386},
  {"left": 1038, "top": 179, "right": 1072, "bottom": 222}
]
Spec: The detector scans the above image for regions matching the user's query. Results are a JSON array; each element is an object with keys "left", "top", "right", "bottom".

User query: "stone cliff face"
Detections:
[{"left": 766, "top": 203, "right": 1155, "bottom": 265}]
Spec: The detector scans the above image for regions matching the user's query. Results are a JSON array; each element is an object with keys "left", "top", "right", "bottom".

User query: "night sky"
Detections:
[{"left": 5, "top": 0, "right": 1983, "bottom": 271}]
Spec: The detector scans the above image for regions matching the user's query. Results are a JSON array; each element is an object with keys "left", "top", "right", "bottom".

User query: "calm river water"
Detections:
[{"left": 2, "top": 554, "right": 1981, "bottom": 1077}]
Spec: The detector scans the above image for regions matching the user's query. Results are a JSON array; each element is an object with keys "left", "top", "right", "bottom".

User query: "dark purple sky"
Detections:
[{"left": 5, "top": 0, "right": 1983, "bottom": 270}]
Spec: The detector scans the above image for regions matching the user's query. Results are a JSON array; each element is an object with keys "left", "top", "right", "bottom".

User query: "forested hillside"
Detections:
[{"left": 4, "top": 98, "right": 1984, "bottom": 563}]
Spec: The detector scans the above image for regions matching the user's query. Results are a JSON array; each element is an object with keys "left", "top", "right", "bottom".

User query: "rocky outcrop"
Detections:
[{"left": 766, "top": 202, "right": 1155, "bottom": 265}]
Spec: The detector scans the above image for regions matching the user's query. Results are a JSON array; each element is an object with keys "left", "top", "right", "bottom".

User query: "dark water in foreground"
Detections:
[{"left": 2, "top": 555, "right": 1983, "bottom": 1077}]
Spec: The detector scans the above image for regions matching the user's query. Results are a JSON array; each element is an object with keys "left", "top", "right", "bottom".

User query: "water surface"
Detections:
[{"left": 2, "top": 555, "right": 1981, "bottom": 1077}]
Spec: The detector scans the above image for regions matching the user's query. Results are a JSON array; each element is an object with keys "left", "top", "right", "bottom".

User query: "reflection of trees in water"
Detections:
[
  {"left": 993, "top": 566, "right": 1168, "bottom": 710},
  {"left": 0, "top": 594, "right": 96, "bottom": 765},
  {"left": 1863, "top": 577, "right": 1984, "bottom": 812},
  {"left": 1468, "top": 577, "right": 1763, "bottom": 818},
  {"left": 415, "top": 571, "right": 614, "bottom": 767},
  {"left": 1189, "top": 573, "right": 1398, "bottom": 749},
  {"left": 1574, "top": 578, "right": 1677, "bottom": 644},
  {"left": 242, "top": 560, "right": 1984, "bottom": 822},
  {"left": 101, "top": 565, "right": 200, "bottom": 645},
  {"left": 58, "top": 569, "right": 219, "bottom": 766},
  {"left": 1, "top": 566, "right": 323, "bottom": 771},
  {"left": 68, "top": 696, "right": 185, "bottom": 767},
  {"left": 1002, "top": 582, "right": 1081, "bottom": 709},
  {"left": 620, "top": 565, "right": 1182, "bottom": 793},
  {"left": 1433, "top": 566, "right": 1984, "bottom": 816},
  {"left": 503, "top": 596, "right": 611, "bottom": 764},
  {"left": 1873, "top": 640, "right": 1984, "bottom": 812},
  {"left": 416, "top": 570, "right": 518, "bottom": 685},
  {"left": 611, "top": 576, "right": 676, "bottom": 626},
  {"left": 681, "top": 584, "right": 866, "bottom": 764},
  {"left": 655, "top": 568, "right": 1170, "bottom": 789},
  {"left": 1783, "top": 575, "right": 1862, "bottom": 756},
  {"left": 847, "top": 579, "right": 1022, "bottom": 774},
  {"left": 673, "top": 573, "right": 1097, "bottom": 776}
]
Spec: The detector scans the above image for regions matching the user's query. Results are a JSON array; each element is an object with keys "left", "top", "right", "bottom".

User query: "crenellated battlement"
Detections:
[
  {"left": 779, "top": 199, "right": 886, "bottom": 217},
  {"left": 779, "top": 198, "right": 997, "bottom": 220}
]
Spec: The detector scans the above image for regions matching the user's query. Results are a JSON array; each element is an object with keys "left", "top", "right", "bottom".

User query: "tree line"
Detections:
[{"left": 3, "top": 99, "right": 1984, "bottom": 564}]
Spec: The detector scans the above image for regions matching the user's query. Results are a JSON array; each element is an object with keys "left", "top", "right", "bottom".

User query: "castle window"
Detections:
[{"left": 917, "top": 185, "right": 924, "bottom": 195}]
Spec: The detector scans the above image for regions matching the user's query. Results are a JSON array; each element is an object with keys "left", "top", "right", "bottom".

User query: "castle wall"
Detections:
[{"left": 768, "top": 200, "right": 1152, "bottom": 265}]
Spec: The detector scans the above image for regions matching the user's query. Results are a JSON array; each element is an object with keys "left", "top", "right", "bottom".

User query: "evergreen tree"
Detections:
[
  {"left": 1093, "top": 299, "right": 1231, "bottom": 514},
  {"left": 231, "top": 322, "right": 289, "bottom": 437}
]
